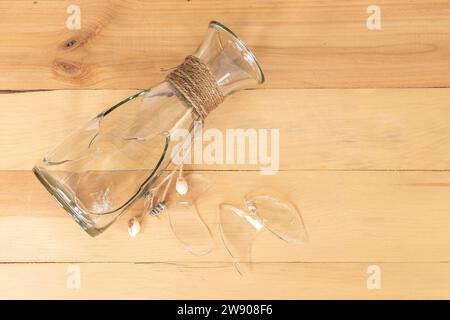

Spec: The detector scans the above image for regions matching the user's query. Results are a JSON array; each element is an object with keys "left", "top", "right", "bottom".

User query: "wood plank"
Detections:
[
  {"left": 2, "top": 170, "right": 450, "bottom": 263},
  {"left": 1, "top": 0, "right": 450, "bottom": 89},
  {"left": 2, "top": 89, "right": 450, "bottom": 170},
  {"left": 0, "top": 262, "right": 449, "bottom": 299}
]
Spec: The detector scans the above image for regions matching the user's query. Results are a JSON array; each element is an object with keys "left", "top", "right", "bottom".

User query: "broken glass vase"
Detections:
[{"left": 33, "top": 21, "right": 265, "bottom": 236}]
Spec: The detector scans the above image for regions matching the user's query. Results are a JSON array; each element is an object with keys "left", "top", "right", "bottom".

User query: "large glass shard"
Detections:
[
  {"left": 219, "top": 203, "right": 262, "bottom": 274},
  {"left": 244, "top": 189, "right": 308, "bottom": 243}
]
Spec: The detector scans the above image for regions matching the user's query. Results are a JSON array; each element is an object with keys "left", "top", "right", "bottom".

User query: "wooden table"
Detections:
[{"left": 1, "top": 0, "right": 450, "bottom": 299}]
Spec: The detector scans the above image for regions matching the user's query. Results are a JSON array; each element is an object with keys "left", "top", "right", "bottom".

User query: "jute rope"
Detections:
[{"left": 166, "top": 55, "right": 224, "bottom": 120}]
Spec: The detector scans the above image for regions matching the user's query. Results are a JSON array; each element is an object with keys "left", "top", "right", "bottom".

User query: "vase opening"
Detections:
[{"left": 194, "top": 21, "right": 265, "bottom": 96}]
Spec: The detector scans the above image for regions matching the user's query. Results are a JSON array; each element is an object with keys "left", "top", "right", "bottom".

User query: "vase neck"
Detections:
[{"left": 193, "top": 21, "right": 265, "bottom": 97}]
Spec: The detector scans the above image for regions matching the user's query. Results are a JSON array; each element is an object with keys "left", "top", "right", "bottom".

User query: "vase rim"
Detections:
[{"left": 209, "top": 20, "right": 265, "bottom": 85}]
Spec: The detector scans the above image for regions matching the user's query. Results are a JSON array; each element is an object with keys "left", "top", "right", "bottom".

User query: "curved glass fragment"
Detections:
[
  {"left": 168, "top": 197, "right": 214, "bottom": 255},
  {"left": 219, "top": 203, "right": 263, "bottom": 274},
  {"left": 166, "top": 172, "right": 214, "bottom": 255},
  {"left": 244, "top": 189, "right": 308, "bottom": 243}
]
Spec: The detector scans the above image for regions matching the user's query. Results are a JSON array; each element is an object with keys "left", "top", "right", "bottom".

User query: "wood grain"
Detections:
[
  {"left": 3, "top": 88, "right": 450, "bottom": 170},
  {"left": 0, "top": 0, "right": 450, "bottom": 89},
  {"left": 2, "top": 0, "right": 450, "bottom": 300},
  {"left": 2, "top": 170, "right": 450, "bottom": 263},
  {"left": 0, "top": 262, "right": 449, "bottom": 299}
]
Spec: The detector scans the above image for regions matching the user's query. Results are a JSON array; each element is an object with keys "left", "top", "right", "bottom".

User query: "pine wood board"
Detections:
[
  {"left": 1, "top": 170, "right": 450, "bottom": 263},
  {"left": 0, "top": 262, "right": 448, "bottom": 299},
  {"left": 1, "top": 0, "right": 450, "bottom": 299},
  {"left": 2, "top": 88, "right": 450, "bottom": 170},
  {"left": 0, "top": 0, "right": 449, "bottom": 89}
]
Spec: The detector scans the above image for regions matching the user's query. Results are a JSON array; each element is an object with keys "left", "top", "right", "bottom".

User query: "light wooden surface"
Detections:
[
  {"left": 3, "top": 89, "right": 450, "bottom": 171},
  {"left": 1, "top": 0, "right": 450, "bottom": 299},
  {"left": 1, "top": 0, "right": 450, "bottom": 89},
  {"left": 2, "top": 263, "right": 450, "bottom": 299}
]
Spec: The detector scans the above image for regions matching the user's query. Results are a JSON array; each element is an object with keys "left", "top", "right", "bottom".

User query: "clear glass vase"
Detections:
[{"left": 33, "top": 21, "right": 265, "bottom": 236}]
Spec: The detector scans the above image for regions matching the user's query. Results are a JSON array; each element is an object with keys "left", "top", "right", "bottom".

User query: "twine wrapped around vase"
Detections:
[{"left": 166, "top": 55, "right": 224, "bottom": 120}]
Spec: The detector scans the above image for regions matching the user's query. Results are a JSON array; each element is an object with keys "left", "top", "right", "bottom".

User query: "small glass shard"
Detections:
[{"left": 168, "top": 197, "right": 214, "bottom": 255}]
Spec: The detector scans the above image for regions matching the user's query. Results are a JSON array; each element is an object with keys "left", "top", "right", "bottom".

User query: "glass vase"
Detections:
[{"left": 33, "top": 21, "right": 265, "bottom": 236}]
